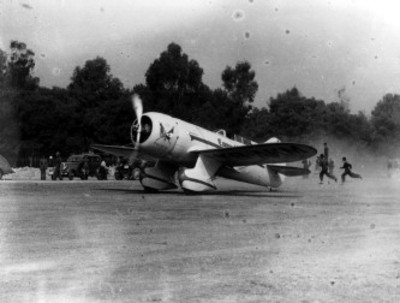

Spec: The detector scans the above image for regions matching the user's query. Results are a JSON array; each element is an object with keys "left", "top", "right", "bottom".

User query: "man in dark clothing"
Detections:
[
  {"left": 39, "top": 156, "right": 48, "bottom": 180},
  {"left": 340, "top": 157, "right": 362, "bottom": 183},
  {"left": 319, "top": 154, "right": 337, "bottom": 184},
  {"left": 81, "top": 156, "right": 90, "bottom": 180},
  {"left": 52, "top": 151, "right": 63, "bottom": 180}
]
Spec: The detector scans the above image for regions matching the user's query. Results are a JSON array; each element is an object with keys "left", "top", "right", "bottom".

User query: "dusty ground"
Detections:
[{"left": 0, "top": 174, "right": 400, "bottom": 302}]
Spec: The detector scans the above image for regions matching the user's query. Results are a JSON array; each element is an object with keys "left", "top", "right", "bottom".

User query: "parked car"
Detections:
[
  {"left": 48, "top": 162, "right": 68, "bottom": 180},
  {"left": 114, "top": 162, "right": 141, "bottom": 180},
  {"left": 64, "top": 153, "right": 102, "bottom": 180},
  {"left": 114, "top": 159, "right": 152, "bottom": 180}
]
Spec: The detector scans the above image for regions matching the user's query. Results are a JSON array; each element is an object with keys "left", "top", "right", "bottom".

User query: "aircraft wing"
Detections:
[
  {"left": 193, "top": 142, "right": 317, "bottom": 166},
  {"left": 90, "top": 144, "right": 156, "bottom": 161}
]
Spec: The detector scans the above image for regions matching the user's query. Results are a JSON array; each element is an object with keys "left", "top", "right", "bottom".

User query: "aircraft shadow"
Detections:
[{"left": 95, "top": 188, "right": 302, "bottom": 198}]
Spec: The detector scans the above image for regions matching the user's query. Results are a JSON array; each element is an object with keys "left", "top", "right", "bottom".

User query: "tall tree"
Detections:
[
  {"left": 221, "top": 61, "right": 258, "bottom": 135},
  {"left": 143, "top": 42, "right": 204, "bottom": 118},
  {"left": 348, "top": 111, "right": 373, "bottom": 146},
  {"left": 136, "top": 43, "right": 261, "bottom": 135},
  {"left": 241, "top": 107, "right": 272, "bottom": 142},
  {"left": 222, "top": 61, "right": 258, "bottom": 105},
  {"left": 0, "top": 88, "right": 19, "bottom": 165},
  {"left": 336, "top": 87, "right": 351, "bottom": 113},
  {"left": 14, "top": 88, "right": 82, "bottom": 158},
  {"left": 267, "top": 87, "right": 326, "bottom": 140},
  {"left": 0, "top": 49, "right": 7, "bottom": 86},
  {"left": 7, "top": 40, "right": 39, "bottom": 89},
  {"left": 67, "top": 57, "right": 128, "bottom": 149},
  {"left": 68, "top": 56, "right": 124, "bottom": 105},
  {"left": 324, "top": 102, "right": 352, "bottom": 138},
  {"left": 370, "top": 93, "right": 400, "bottom": 155}
]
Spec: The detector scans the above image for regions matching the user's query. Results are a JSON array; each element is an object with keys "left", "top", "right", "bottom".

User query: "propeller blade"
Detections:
[
  {"left": 132, "top": 94, "right": 143, "bottom": 121},
  {"left": 130, "top": 94, "right": 143, "bottom": 164},
  {"left": 129, "top": 147, "right": 139, "bottom": 164}
]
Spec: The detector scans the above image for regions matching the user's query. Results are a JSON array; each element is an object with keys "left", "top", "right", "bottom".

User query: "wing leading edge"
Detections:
[
  {"left": 193, "top": 142, "right": 317, "bottom": 166},
  {"left": 91, "top": 144, "right": 135, "bottom": 159},
  {"left": 90, "top": 144, "right": 155, "bottom": 161}
]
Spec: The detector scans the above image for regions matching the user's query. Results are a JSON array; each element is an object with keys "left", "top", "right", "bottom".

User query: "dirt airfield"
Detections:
[{"left": 1, "top": 172, "right": 400, "bottom": 303}]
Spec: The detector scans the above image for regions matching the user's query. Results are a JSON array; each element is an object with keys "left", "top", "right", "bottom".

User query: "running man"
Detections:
[
  {"left": 340, "top": 157, "right": 362, "bottom": 183},
  {"left": 319, "top": 154, "right": 337, "bottom": 184}
]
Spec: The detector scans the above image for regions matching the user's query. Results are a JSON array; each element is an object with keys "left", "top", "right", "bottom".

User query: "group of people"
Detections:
[
  {"left": 303, "top": 142, "right": 363, "bottom": 184},
  {"left": 39, "top": 152, "right": 63, "bottom": 180},
  {"left": 39, "top": 152, "right": 109, "bottom": 181}
]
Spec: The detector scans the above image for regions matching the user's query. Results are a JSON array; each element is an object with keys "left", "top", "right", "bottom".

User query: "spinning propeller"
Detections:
[{"left": 129, "top": 94, "right": 143, "bottom": 163}]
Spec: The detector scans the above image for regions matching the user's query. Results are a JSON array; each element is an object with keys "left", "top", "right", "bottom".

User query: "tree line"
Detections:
[{"left": 1, "top": 40, "right": 399, "bottom": 166}]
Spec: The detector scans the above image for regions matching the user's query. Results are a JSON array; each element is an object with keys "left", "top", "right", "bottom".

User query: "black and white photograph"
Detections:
[{"left": 1, "top": 0, "right": 400, "bottom": 302}]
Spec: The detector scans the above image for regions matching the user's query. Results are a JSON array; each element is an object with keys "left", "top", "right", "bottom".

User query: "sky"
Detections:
[{"left": 2, "top": 0, "right": 400, "bottom": 113}]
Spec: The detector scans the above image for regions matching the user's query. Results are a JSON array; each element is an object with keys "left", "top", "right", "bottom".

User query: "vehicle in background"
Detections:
[
  {"left": 114, "top": 159, "right": 142, "bottom": 180},
  {"left": 48, "top": 162, "right": 68, "bottom": 180},
  {"left": 65, "top": 153, "right": 102, "bottom": 180},
  {"left": 97, "top": 160, "right": 108, "bottom": 180}
]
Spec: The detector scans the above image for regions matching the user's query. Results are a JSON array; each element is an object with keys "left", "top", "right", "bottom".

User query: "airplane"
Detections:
[{"left": 91, "top": 95, "right": 317, "bottom": 193}]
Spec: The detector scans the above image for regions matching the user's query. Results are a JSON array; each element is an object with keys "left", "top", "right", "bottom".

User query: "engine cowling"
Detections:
[{"left": 131, "top": 115, "right": 153, "bottom": 145}]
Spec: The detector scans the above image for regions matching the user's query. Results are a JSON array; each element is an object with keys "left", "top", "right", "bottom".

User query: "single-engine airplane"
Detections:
[{"left": 91, "top": 95, "right": 317, "bottom": 193}]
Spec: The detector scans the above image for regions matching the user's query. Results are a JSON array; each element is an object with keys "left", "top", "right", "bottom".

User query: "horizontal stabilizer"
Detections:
[
  {"left": 268, "top": 165, "right": 310, "bottom": 177},
  {"left": 193, "top": 142, "right": 317, "bottom": 166}
]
